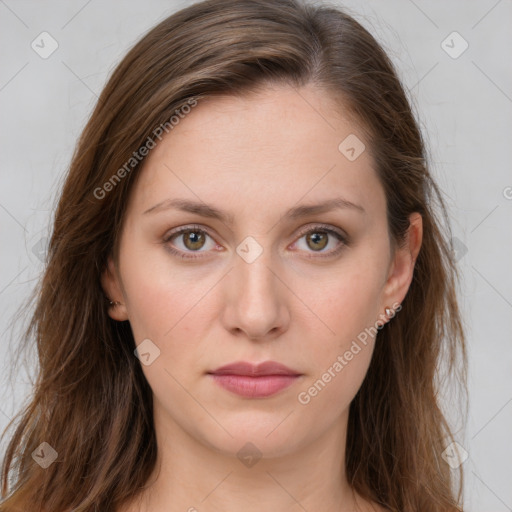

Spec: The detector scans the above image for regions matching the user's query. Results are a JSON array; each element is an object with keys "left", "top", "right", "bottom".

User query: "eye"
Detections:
[
  {"left": 163, "top": 223, "right": 348, "bottom": 260},
  {"left": 163, "top": 225, "right": 218, "bottom": 259},
  {"left": 291, "top": 224, "right": 348, "bottom": 258}
]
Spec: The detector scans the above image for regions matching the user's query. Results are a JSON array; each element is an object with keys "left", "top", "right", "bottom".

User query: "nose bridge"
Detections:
[
  {"left": 234, "top": 238, "right": 282, "bottom": 306},
  {"left": 223, "top": 235, "right": 289, "bottom": 338}
]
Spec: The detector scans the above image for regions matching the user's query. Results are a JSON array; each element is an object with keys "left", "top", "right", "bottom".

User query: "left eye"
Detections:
[
  {"left": 292, "top": 227, "right": 346, "bottom": 255},
  {"left": 163, "top": 224, "right": 347, "bottom": 259}
]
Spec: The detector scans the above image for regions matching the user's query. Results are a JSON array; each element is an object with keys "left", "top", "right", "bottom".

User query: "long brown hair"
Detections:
[{"left": 0, "top": 0, "right": 467, "bottom": 510}]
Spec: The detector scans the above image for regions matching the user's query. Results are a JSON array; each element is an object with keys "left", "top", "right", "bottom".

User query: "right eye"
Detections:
[{"left": 163, "top": 225, "right": 219, "bottom": 259}]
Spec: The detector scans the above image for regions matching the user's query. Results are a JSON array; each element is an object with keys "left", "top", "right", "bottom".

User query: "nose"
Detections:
[{"left": 221, "top": 248, "right": 290, "bottom": 341}]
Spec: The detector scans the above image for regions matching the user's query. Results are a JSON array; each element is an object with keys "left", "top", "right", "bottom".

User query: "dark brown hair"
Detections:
[{"left": 1, "top": 0, "right": 467, "bottom": 510}]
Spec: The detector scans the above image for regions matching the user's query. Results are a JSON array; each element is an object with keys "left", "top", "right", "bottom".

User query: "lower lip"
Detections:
[{"left": 209, "top": 374, "right": 300, "bottom": 398}]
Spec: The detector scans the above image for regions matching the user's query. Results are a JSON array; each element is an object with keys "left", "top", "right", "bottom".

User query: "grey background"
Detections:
[{"left": 1, "top": 0, "right": 511, "bottom": 510}]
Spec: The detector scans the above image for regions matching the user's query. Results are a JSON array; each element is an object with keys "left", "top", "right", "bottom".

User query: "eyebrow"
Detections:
[{"left": 143, "top": 196, "right": 365, "bottom": 224}]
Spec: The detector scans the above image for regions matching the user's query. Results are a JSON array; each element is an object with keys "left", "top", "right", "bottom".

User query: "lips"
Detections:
[
  {"left": 208, "top": 360, "right": 301, "bottom": 377},
  {"left": 207, "top": 361, "right": 302, "bottom": 398}
]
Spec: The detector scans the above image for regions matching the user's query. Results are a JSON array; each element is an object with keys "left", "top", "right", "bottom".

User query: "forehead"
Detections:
[{"left": 127, "top": 84, "right": 385, "bottom": 224}]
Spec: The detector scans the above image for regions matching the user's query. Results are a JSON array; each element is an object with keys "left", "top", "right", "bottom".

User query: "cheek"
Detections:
[
  {"left": 292, "top": 263, "right": 382, "bottom": 408},
  {"left": 120, "top": 251, "right": 214, "bottom": 409},
  {"left": 299, "top": 262, "right": 384, "bottom": 345},
  {"left": 119, "top": 240, "right": 219, "bottom": 366}
]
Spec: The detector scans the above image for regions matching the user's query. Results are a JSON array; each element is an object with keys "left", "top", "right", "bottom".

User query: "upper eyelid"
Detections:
[{"left": 295, "top": 223, "right": 346, "bottom": 238}]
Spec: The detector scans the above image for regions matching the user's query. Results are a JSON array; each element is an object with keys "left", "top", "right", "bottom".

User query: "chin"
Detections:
[{"left": 199, "top": 416, "right": 307, "bottom": 460}]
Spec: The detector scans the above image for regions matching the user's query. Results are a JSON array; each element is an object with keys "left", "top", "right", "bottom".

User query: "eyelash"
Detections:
[{"left": 163, "top": 223, "right": 349, "bottom": 261}]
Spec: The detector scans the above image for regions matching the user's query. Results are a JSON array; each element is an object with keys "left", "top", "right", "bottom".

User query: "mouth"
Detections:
[{"left": 207, "top": 360, "right": 303, "bottom": 398}]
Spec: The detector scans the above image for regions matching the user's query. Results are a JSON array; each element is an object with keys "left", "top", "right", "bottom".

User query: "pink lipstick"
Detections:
[{"left": 207, "top": 361, "right": 302, "bottom": 398}]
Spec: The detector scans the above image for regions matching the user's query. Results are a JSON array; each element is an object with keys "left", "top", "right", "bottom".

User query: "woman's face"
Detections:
[{"left": 103, "top": 84, "right": 420, "bottom": 459}]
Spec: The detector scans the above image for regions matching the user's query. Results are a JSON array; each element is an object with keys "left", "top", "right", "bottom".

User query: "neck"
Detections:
[{"left": 122, "top": 403, "right": 371, "bottom": 512}]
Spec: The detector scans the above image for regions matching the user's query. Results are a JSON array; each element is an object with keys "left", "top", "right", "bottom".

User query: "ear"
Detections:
[
  {"left": 101, "top": 256, "right": 129, "bottom": 322},
  {"left": 380, "top": 212, "right": 423, "bottom": 313}
]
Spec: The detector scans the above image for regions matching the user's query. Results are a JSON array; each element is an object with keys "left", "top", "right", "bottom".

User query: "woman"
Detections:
[{"left": 0, "top": 0, "right": 467, "bottom": 510}]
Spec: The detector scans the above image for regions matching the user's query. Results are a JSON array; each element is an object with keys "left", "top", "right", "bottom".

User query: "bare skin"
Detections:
[{"left": 102, "top": 83, "right": 422, "bottom": 512}]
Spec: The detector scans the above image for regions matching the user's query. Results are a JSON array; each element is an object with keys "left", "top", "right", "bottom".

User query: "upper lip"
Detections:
[{"left": 208, "top": 361, "right": 301, "bottom": 377}]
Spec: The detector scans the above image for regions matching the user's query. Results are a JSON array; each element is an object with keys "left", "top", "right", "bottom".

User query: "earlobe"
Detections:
[{"left": 100, "top": 256, "right": 129, "bottom": 322}]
